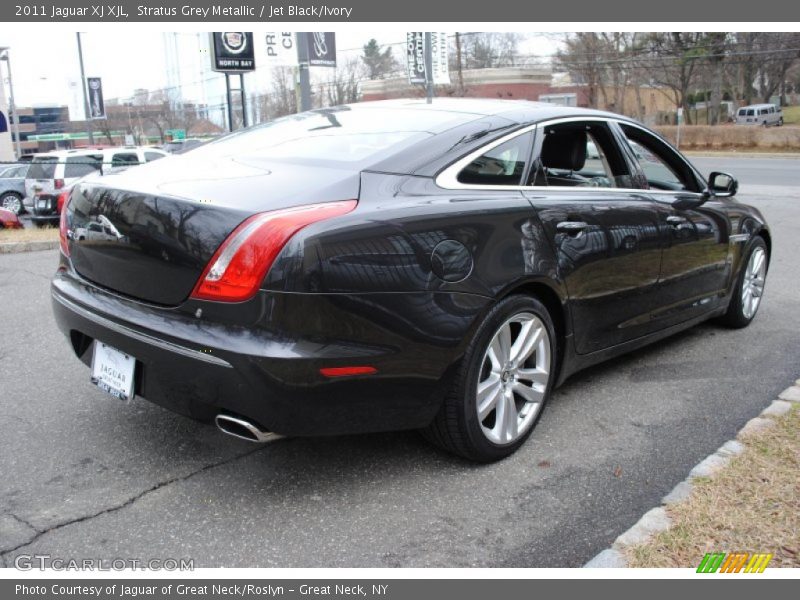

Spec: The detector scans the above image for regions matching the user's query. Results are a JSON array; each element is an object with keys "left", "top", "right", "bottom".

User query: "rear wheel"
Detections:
[
  {"left": 719, "top": 237, "right": 768, "bottom": 328},
  {"left": 1, "top": 192, "right": 23, "bottom": 215},
  {"left": 423, "top": 295, "right": 556, "bottom": 462}
]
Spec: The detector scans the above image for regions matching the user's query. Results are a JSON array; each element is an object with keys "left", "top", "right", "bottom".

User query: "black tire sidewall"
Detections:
[
  {"left": 458, "top": 295, "right": 557, "bottom": 461},
  {"left": 724, "top": 237, "right": 768, "bottom": 327}
]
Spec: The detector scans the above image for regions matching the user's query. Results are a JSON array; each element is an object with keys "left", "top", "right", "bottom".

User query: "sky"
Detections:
[{"left": 0, "top": 29, "right": 562, "bottom": 109}]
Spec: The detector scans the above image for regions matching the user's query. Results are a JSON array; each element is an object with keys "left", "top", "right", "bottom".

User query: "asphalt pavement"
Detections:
[{"left": 1, "top": 156, "right": 798, "bottom": 568}]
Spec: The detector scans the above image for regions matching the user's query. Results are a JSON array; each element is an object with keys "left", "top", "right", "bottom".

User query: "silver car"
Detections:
[
  {"left": 0, "top": 164, "right": 29, "bottom": 215},
  {"left": 734, "top": 103, "right": 784, "bottom": 126}
]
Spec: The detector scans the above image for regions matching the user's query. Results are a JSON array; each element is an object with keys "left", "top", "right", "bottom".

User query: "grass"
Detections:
[
  {"left": 627, "top": 405, "right": 800, "bottom": 568},
  {"left": 782, "top": 105, "right": 800, "bottom": 125},
  {"left": 0, "top": 225, "right": 59, "bottom": 244}
]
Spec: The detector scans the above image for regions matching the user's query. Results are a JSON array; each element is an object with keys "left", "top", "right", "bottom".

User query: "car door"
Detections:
[
  {"left": 522, "top": 119, "right": 665, "bottom": 354},
  {"left": 614, "top": 122, "right": 731, "bottom": 325}
]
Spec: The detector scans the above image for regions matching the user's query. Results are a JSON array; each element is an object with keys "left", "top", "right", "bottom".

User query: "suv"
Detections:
[
  {"left": 28, "top": 147, "right": 169, "bottom": 225},
  {"left": 734, "top": 103, "right": 784, "bottom": 126}
]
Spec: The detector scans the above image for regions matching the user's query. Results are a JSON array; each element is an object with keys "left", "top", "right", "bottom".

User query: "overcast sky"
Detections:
[{"left": 0, "top": 30, "right": 561, "bottom": 107}]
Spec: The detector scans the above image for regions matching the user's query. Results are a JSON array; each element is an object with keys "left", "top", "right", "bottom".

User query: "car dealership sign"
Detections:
[
  {"left": 305, "top": 32, "right": 336, "bottom": 67},
  {"left": 406, "top": 32, "right": 449, "bottom": 85},
  {"left": 211, "top": 32, "right": 256, "bottom": 72}
]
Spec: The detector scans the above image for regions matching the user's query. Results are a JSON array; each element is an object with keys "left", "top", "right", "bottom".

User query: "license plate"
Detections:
[
  {"left": 36, "top": 199, "right": 47, "bottom": 210},
  {"left": 91, "top": 342, "right": 136, "bottom": 402}
]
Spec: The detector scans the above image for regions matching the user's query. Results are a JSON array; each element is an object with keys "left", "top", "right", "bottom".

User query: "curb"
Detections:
[
  {"left": 584, "top": 382, "right": 800, "bottom": 568},
  {"left": 0, "top": 241, "right": 59, "bottom": 254}
]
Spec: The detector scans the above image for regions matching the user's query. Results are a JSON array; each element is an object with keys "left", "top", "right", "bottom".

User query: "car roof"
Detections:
[{"left": 340, "top": 98, "right": 637, "bottom": 126}]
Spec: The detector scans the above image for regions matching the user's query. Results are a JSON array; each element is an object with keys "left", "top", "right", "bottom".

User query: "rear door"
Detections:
[
  {"left": 615, "top": 122, "right": 731, "bottom": 326},
  {"left": 25, "top": 156, "right": 58, "bottom": 199},
  {"left": 522, "top": 119, "right": 665, "bottom": 354},
  {"left": 64, "top": 154, "right": 103, "bottom": 185}
]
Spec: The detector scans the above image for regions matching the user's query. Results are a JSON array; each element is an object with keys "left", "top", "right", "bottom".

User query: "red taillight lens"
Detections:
[
  {"left": 55, "top": 179, "right": 65, "bottom": 190},
  {"left": 57, "top": 190, "right": 69, "bottom": 214},
  {"left": 191, "top": 200, "right": 357, "bottom": 303},
  {"left": 59, "top": 192, "right": 71, "bottom": 257}
]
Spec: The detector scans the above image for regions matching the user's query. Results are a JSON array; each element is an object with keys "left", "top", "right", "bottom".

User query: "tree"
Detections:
[
  {"left": 461, "top": 33, "right": 523, "bottom": 69},
  {"left": 642, "top": 33, "right": 706, "bottom": 124},
  {"left": 361, "top": 39, "right": 398, "bottom": 79},
  {"left": 321, "top": 58, "right": 362, "bottom": 107}
]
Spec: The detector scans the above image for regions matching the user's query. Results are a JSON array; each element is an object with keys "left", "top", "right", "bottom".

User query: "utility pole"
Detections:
[
  {"left": 0, "top": 47, "right": 22, "bottom": 159},
  {"left": 296, "top": 33, "right": 312, "bottom": 112},
  {"left": 76, "top": 33, "right": 94, "bottom": 145}
]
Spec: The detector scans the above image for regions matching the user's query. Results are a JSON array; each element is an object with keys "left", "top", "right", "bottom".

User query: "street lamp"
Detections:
[{"left": 0, "top": 46, "right": 23, "bottom": 160}]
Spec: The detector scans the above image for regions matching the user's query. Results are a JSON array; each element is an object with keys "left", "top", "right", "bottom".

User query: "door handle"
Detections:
[
  {"left": 556, "top": 221, "right": 589, "bottom": 235},
  {"left": 666, "top": 216, "right": 688, "bottom": 225}
]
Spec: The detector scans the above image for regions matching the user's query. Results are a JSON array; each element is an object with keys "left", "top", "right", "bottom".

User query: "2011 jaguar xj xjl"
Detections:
[{"left": 52, "top": 99, "right": 770, "bottom": 462}]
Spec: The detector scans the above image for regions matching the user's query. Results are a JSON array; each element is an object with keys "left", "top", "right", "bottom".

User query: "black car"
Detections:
[{"left": 52, "top": 100, "right": 770, "bottom": 462}]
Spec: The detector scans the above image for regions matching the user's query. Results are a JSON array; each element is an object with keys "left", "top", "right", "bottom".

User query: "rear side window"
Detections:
[
  {"left": 111, "top": 153, "right": 140, "bottom": 168},
  {"left": 746, "top": 109, "right": 755, "bottom": 116},
  {"left": 65, "top": 155, "right": 102, "bottom": 178},
  {"left": 457, "top": 133, "right": 532, "bottom": 186},
  {"left": 27, "top": 158, "right": 57, "bottom": 179},
  {"left": 145, "top": 151, "right": 165, "bottom": 162}
]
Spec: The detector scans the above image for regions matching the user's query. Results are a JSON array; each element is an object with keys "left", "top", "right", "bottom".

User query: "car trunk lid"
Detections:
[{"left": 65, "top": 154, "right": 360, "bottom": 305}]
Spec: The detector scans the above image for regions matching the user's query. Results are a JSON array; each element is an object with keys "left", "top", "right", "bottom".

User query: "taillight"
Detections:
[
  {"left": 55, "top": 179, "right": 65, "bottom": 190},
  {"left": 57, "top": 190, "right": 69, "bottom": 214},
  {"left": 59, "top": 192, "right": 71, "bottom": 257},
  {"left": 190, "top": 200, "right": 357, "bottom": 303}
]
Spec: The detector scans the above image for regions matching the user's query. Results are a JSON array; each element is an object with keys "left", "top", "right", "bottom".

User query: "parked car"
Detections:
[
  {"left": 0, "top": 163, "right": 29, "bottom": 215},
  {"left": 734, "top": 103, "right": 784, "bottom": 126},
  {"left": 26, "top": 147, "right": 168, "bottom": 218},
  {"left": 52, "top": 100, "right": 770, "bottom": 462},
  {"left": 0, "top": 207, "right": 23, "bottom": 229}
]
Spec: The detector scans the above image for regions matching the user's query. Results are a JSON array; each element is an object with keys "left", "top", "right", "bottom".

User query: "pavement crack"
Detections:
[
  {"left": 9, "top": 512, "right": 40, "bottom": 533},
  {"left": 0, "top": 444, "right": 268, "bottom": 557}
]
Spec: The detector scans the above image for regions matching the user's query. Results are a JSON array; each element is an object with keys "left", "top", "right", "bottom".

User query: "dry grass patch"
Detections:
[
  {"left": 0, "top": 226, "right": 59, "bottom": 244},
  {"left": 627, "top": 405, "right": 800, "bottom": 568},
  {"left": 655, "top": 125, "right": 800, "bottom": 151}
]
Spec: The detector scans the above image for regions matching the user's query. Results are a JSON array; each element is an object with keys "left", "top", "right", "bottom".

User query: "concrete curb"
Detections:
[
  {"left": 584, "top": 383, "right": 800, "bottom": 568},
  {"left": 0, "top": 240, "right": 59, "bottom": 254}
]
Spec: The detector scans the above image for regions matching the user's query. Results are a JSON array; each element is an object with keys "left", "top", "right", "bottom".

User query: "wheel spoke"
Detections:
[
  {"left": 498, "top": 391, "right": 518, "bottom": 442},
  {"left": 510, "top": 320, "right": 543, "bottom": 365},
  {"left": 511, "top": 381, "right": 544, "bottom": 405},
  {"left": 751, "top": 250, "right": 764, "bottom": 275},
  {"left": 516, "top": 367, "right": 549, "bottom": 387},
  {"left": 477, "top": 375, "right": 502, "bottom": 421}
]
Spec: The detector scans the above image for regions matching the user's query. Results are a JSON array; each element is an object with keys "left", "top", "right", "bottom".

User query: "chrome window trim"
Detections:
[{"left": 434, "top": 115, "right": 705, "bottom": 199}]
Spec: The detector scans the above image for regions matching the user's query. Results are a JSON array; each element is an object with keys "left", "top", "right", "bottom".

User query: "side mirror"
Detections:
[{"left": 706, "top": 171, "right": 738, "bottom": 198}]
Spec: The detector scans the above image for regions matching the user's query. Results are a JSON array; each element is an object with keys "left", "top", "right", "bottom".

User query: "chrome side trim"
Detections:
[
  {"left": 53, "top": 290, "right": 233, "bottom": 368},
  {"left": 729, "top": 233, "right": 751, "bottom": 243},
  {"left": 434, "top": 115, "right": 705, "bottom": 200}
]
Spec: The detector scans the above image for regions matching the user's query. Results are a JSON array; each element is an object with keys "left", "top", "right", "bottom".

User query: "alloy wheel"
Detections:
[
  {"left": 476, "top": 312, "right": 551, "bottom": 445},
  {"left": 742, "top": 246, "right": 766, "bottom": 319}
]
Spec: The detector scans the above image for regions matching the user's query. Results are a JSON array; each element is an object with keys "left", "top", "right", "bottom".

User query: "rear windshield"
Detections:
[
  {"left": 65, "top": 155, "right": 102, "bottom": 178},
  {"left": 27, "top": 157, "right": 57, "bottom": 179},
  {"left": 192, "top": 107, "right": 469, "bottom": 168}
]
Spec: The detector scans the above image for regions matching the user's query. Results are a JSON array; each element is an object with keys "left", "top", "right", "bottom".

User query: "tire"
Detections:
[
  {"left": 423, "top": 295, "right": 557, "bottom": 462},
  {"left": 718, "top": 237, "right": 768, "bottom": 328},
  {"left": 1, "top": 192, "right": 23, "bottom": 215}
]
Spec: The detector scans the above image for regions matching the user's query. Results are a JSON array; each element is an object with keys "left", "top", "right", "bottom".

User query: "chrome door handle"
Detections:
[
  {"left": 556, "top": 221, "right": 588, "bottom": 234},
  {"left": 666, "top": 216, "right": 687, "bottom": 225}
]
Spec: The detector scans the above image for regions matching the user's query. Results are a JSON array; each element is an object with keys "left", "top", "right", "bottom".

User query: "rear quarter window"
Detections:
[
  {"left": 27, "top": 158, "right": 57, "bottom": 179},
  {"left": 65, "top": 155, "right": 103, "bottom": 178}
]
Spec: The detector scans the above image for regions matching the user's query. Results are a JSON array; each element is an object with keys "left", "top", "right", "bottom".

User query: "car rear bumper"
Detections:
[{"left": 51, "top": 268, "right": 489, "bottom": 437}]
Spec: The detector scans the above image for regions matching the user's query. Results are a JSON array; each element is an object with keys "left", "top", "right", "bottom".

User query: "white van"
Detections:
[{"left": 734, "top": 104, "right": 784, "bottom": 127}]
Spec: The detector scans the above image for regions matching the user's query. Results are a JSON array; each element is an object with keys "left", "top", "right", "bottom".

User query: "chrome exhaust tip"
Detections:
[{"left": 215, "top": 414, "right": 281, "bottom": 443}]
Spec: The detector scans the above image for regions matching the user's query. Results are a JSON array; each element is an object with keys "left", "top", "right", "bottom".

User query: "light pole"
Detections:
[{"left": 0, "top": 46, "right": 23, "bottom": 160}]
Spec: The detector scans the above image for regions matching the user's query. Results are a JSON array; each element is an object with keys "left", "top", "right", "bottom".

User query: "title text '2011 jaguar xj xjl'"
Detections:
[{"left": 52, "top": 100, "right": 770, "bottom": 462}]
